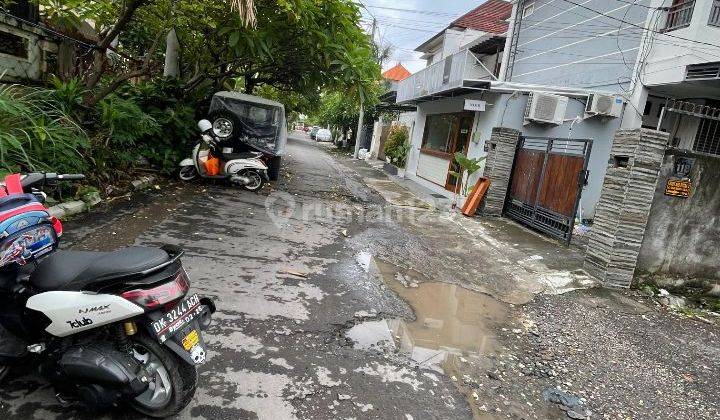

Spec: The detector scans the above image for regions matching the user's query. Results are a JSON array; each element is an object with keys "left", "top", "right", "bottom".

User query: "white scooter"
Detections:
[{"left": 179, "top": 120, "right": 269, "bottom": 192}]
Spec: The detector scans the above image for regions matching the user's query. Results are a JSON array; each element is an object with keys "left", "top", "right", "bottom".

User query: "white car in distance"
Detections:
[{"left": 315, "top": 128, "right": 332, "bottom": 142}]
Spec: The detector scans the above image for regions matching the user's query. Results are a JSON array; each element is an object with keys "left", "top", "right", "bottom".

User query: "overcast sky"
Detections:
[{"left": 357, "top": 0, "right": 486, "bottom": 74}]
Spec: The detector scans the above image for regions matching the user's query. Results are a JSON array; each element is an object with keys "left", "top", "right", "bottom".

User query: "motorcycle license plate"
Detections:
[{"left": 151, "top": 294, "right": 203, "bottom": 343}]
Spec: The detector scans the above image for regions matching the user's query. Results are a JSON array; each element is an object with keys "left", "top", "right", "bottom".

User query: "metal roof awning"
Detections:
[
  {"left": 399, "top": 80, "right": 492, "bottom": 105},
  {"left": 465, "top": 35, "right": 506, "bottom": 55}
]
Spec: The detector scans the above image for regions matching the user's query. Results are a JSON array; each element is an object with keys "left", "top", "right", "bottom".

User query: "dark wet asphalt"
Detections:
[{"left": 0, "top": 135, "right": 473, "bottom": 419}]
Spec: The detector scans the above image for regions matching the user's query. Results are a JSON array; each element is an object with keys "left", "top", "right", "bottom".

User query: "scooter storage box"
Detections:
[{"left": 0, "top": 194, "right": 58, "bottom": 268}]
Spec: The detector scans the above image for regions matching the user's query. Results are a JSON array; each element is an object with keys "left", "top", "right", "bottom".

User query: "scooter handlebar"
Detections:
[
  {"left": 20, "top": 173, "right": 86, "bottom": 189},
  {"left": 58, "top": 174, "right": 86, "bottom": 181}
]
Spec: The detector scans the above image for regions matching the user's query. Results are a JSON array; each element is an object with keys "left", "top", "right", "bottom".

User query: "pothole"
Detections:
[{"left": 348, "top": 252, "right": 508, "bottom": 373}]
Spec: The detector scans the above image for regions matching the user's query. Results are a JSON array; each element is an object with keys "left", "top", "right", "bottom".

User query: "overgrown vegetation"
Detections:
[
  {"left": 0, "top": 0, "right": 380, "bottom": 191},
  {"left": 383, "top": 125, "right": 410, "bottom": 168},
  {"left": 0, "top": 84, "right": 88, "bottom": 175}
]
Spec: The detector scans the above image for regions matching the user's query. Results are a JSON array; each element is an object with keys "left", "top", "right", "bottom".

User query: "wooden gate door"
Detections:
[{"left": 504, "top": 136, "right": 593, "bottom": 243}]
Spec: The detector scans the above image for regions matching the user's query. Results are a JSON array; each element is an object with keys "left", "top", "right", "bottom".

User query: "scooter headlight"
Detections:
[{"left": 212, "top": 118, "right": 233, "bottom": 139}]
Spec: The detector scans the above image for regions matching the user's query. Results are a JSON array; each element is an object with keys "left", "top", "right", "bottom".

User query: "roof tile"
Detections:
[
  {"left": 382, "top": 63, "right": 412, "bottom": 81},
  {"left": 452, "top": 0, "right": 513, "bottom": 34}
]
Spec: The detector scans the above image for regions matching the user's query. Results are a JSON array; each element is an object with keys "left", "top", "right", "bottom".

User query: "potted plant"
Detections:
[
  {"left": 449, "top": 152, "right": 485, "bottom": 208},
  {"left": 383, "top": 125, "right": 411, "bottom": 178}
]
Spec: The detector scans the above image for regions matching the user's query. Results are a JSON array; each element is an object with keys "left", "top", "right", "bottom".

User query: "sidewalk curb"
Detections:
[{"left": 47, "top": 176, "right": 154, "bottom": 220}]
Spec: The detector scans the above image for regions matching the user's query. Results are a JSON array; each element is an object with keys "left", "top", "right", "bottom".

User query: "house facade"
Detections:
[
  {"left": 617, "top": 0, "right": 720, "bottom": 281},
  {"left": 398, "top": 0, "right": 514, "bottom": 199},
  {"left": 398, "top": 0, "right": 654, "bottom": 221}
]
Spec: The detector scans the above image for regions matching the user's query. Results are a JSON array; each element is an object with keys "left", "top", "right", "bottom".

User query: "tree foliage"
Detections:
[{"left": 37, "top": 0, "right": 379, "bottom": 105}]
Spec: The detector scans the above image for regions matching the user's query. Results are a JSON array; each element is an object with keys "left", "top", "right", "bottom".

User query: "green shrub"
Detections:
[
  {"left": 50, "top": 77, "right": 87, "bottom": 119},
  {"left": 93, "top": 94, "right": 162, "bottom": 173},
  {"left": 0, "top": 84, "right": 88, "bottom": 176},
  {"left": 114, "top": 79, "right": 199, "bottom": 173},
  {"left": 384, "top": 125, "right": 410, "bottom": 168}
]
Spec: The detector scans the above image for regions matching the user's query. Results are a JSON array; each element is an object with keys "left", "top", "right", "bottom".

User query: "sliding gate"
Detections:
[{"left": 504, "top": 136, "right": 593, "bottom": 243}]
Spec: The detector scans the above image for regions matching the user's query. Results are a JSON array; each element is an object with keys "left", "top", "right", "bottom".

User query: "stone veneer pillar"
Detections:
[
  {"left": 482, "top": 127, "right": 521, "bottom": 216},
  {"left": 584, "top": 128, "right": 668, "bottom": 288}
]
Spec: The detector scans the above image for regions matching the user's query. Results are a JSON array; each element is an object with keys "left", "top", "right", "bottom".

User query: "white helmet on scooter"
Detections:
[{"left": 197, "top": 119, "right": 212, "bottom": 133}]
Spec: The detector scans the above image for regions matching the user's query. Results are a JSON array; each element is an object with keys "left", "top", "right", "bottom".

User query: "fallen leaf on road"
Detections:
[
  {"left": 341, "top": 229, "right": 348, "bottom": 237},
  {"left": 279, "top": 269, "right": 309, "bottom": 278}
]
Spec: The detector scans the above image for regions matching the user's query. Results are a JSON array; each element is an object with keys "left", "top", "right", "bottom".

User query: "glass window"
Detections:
[
  {"left": 422, "top": 114, "right": 454, "bottom": 153},
  {"left": 522, "top": 2, "right": 535, "bottom": 18}
]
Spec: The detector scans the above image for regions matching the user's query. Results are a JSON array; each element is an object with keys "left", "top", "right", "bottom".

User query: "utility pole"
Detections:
[{"left": 354, "top": 17, "right": 377, "bottom": 159}]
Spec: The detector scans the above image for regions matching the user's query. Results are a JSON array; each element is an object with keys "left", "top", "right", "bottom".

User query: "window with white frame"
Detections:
[{"left": 522, "top": 2, "right": 535, "bottom": 18}]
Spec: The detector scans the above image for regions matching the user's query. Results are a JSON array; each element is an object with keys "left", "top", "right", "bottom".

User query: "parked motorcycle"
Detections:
[
  {"left": 0, "top": 172, "right": 215, "bottom": 417},
  {"left": 178, "top": 120, "right": 269, "bottom": 192}
]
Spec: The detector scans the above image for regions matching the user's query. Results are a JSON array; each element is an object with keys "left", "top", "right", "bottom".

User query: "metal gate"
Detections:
[{"left": 504, "top": 136, "right": 593, "bottom": 243}]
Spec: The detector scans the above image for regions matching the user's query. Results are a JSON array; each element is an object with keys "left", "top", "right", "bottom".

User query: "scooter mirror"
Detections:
[{"left": 198, "top": 119, "right": 212, "bottom": 133}]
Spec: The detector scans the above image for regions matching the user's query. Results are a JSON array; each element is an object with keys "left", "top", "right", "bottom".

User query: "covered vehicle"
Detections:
[
  {"left": 316, "top": 129, "right": 332, "bottom": 142},
  {"left": 207, "top": 92, "right": 287, "bottom": 180}
]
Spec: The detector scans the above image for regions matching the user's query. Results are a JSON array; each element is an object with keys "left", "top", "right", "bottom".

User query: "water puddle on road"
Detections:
[{"left": 347, "top": 253, "right": 508, "bottom": 372}]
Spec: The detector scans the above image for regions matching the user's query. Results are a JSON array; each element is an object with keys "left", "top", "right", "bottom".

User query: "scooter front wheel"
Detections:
[
  {"left": 178, "top": 166, "right": 198, "bottom": 181},
  {"left": 241, "top": 170, "right": 265, "bottom": 192}
]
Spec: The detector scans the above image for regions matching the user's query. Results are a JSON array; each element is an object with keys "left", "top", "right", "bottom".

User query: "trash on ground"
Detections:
[{"left": 278, "top": 269, "right": 309, "bottom": 278}]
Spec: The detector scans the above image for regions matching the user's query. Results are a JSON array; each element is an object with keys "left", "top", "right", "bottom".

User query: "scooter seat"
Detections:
[{"left": 30, "top": 247, "right": 170, "bottom": 292}]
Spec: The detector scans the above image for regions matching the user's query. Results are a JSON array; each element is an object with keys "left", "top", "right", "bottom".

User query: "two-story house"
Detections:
[
  {"left": 398, "top": 0, "right": 656, "bottom": 223},
  {"left": 623, "top": 0, "right": 720, "bottom": 153},
  {"left": 398, "top": 0, "right": 513, "bottom": 196}
]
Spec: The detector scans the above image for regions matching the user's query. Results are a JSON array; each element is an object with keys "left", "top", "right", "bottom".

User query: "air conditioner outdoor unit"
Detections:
[
  {"left": 585, "top": 93, "right": 623, "bottom": 118},
  {"left": 524, "top": 92, "right": 568, "bottom": 125}
]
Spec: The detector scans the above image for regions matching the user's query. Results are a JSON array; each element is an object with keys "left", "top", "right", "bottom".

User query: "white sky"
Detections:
[{"left": 357, "top": 0, "right": 485, "bottom": 74}]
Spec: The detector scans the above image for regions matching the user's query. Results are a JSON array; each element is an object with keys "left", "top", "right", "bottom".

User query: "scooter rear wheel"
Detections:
[
  {"left": 129, "top": 333, "right": 198, "bottom": 418},
  {"left": 178, "top": 166, "right": 198, "bottom": 181},
  {"left": 241, "top": 169, "right": 265, "bottom": 192}
]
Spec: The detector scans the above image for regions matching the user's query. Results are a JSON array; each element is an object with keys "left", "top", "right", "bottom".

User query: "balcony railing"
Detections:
[
  {"left": 710, "top": 0, "right": 720, "bottom": 26},
  {"left": 663, "top": 0, "right": 695, "bottom": 31},
  {"left": 396, "top": 49, "right": 495, "bottom": 103}
]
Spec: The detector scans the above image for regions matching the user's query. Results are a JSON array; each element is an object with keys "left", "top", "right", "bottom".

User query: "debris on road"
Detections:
[
  {"left": 542, "top": 388, "right": 591, "bottom": 419},
  {"left": 278, "top": 269, "right": 309, "bottom": 278}
]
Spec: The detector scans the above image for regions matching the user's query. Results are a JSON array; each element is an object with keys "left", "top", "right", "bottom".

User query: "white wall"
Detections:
[
  {"left": 406, "top": 90, "right": 624, "bottom": 219},
  {"left": 416, "top": 153, "right": 450, "bottom": 185},
  {"left": 442, "top": 28, "right": 485, "bottom": 59},
  {"left": 406, "top": 92, "right": 507, "bottom": 195},
  {"left": 642, "top": 0, "right": 720, "bottom": 87},
  {"left": 0, "top": 16, "right": 53, "bottom": 82}
]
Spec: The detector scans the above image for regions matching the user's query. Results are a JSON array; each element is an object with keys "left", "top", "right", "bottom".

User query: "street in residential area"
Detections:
[
  {"left": 2, "top": 134, "right": 718, "bottom": 419},
  {"left": 3, "top": 0, "right": 720, "bottom": 419}
]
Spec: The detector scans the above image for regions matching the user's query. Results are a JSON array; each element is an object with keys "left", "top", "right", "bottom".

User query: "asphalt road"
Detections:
[{"left": 0, "top": 134, "right": 473, "bottom": 419}]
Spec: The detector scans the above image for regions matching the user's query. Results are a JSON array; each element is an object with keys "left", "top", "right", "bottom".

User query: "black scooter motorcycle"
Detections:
[{"left": 0, "top": 172, "right": 215, "bottom": 417}]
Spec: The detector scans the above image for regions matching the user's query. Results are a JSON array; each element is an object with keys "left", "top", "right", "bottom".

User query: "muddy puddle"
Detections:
[{"left": 349, "top": 252, "right": 508, "bottom": 372}]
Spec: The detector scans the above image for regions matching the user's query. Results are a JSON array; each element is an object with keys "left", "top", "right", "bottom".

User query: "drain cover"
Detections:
[{"left": 430, "top": 193, "right": 446, "bottom": 198}]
